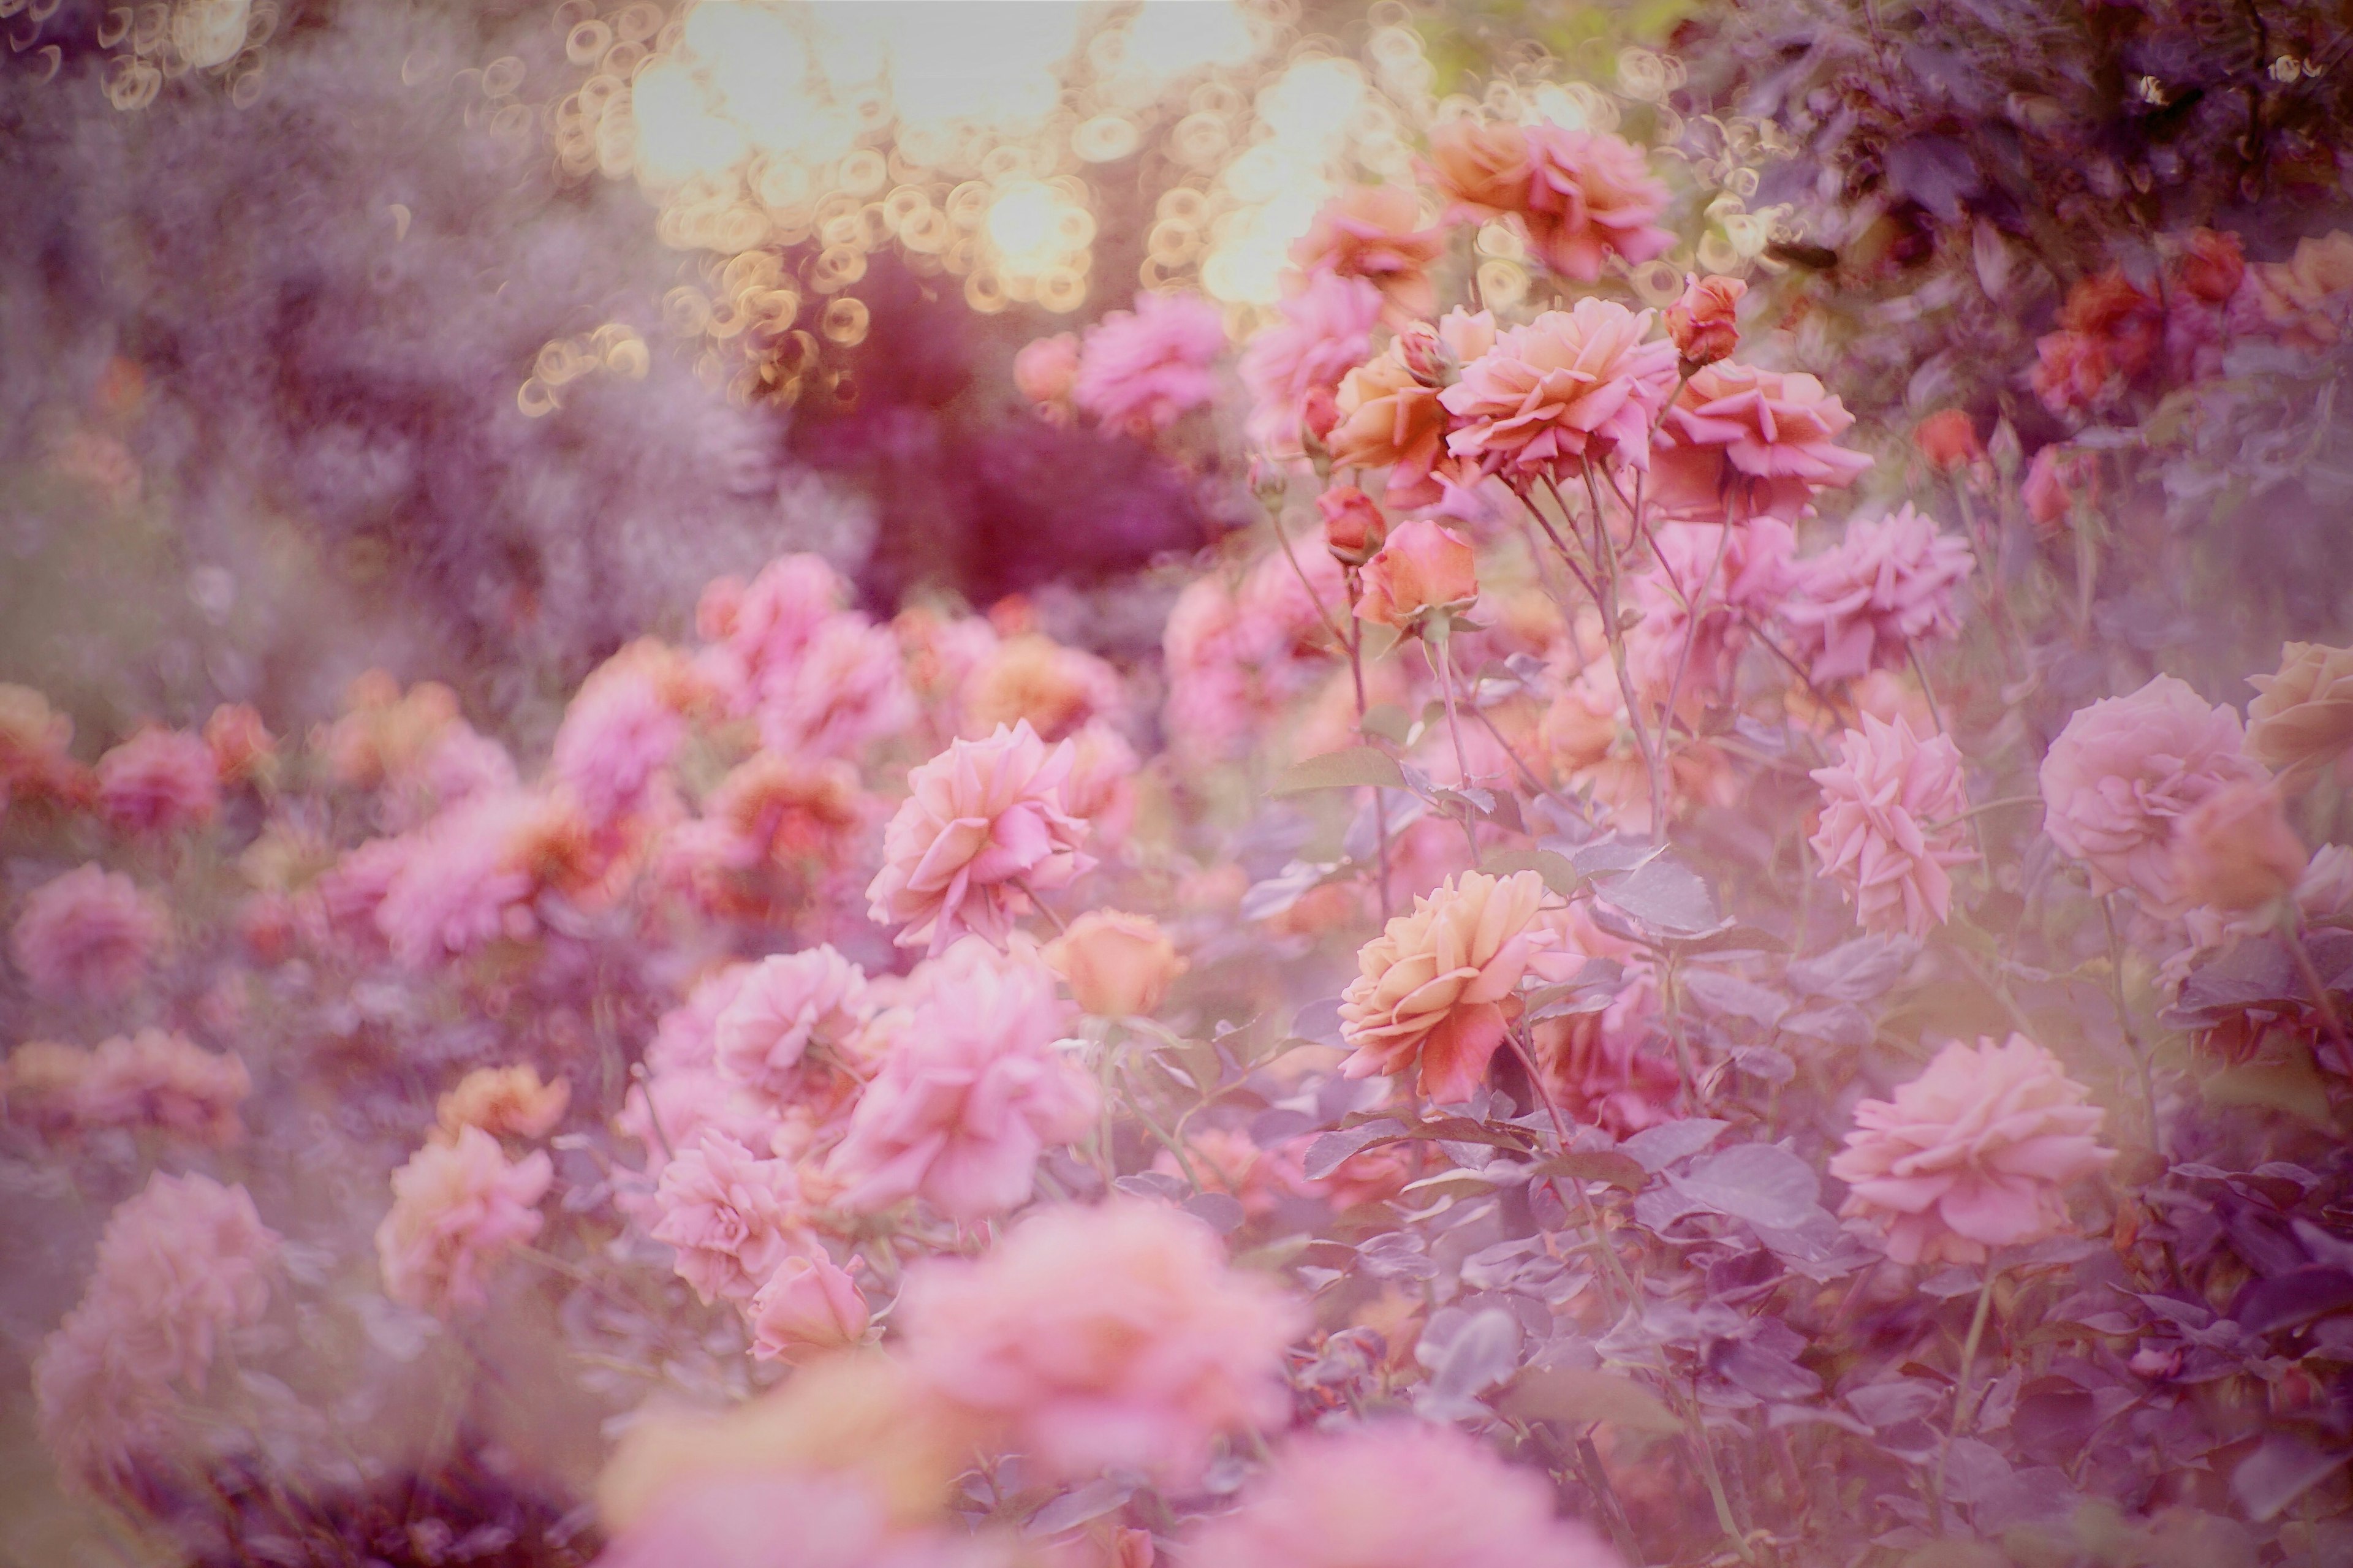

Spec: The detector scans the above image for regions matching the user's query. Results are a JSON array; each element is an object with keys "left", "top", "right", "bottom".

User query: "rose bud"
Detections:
[
  {"left": 748, "top": 1252, "right": 870, "bottom": 1363},
  {"left": 1318, "top": 485, "right": 1388, "bottom": 566},
  {"left": 1914, "top": 409, "right": 1984, "bottom": 474},
  {"left": 2022, "top": 444, "right": 2100, "bottom": 532},
  {"left": 1044, "top": 909, "right": 1189, "bottom": 1018},
  {"left": 1301, "top": 382, "right": 1342, "bottom": 442},
  {"left": 2175, "top": 778, "right": 2309, "bottom": 913},
  {"left": 1355, "top": 518, "right": 1479, "bottom": 632},
  {"left": 1662, "top": 273, "right": 1746, "bottom": 367}
]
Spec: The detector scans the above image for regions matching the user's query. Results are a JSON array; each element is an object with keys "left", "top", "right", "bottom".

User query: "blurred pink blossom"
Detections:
[
  {"left": 10, "top": 863, "right": 167, "bottom": 1004},
  {"left": 1015, "top": 332, "right": 1082, "bottom": 422},
  {"left": 825, "top": 942, "right": 1096, "bottom": 1221},
  {"left": 94, "top": 727, "right": 219, "bottom": 836},
  {"left": 1289, "top": 184, "right": 1445, "bottom": 321},
  {"left": 1650, "top": 363, "right": 1873, "bottom": 525},
  {"left": 75, "top": 1029, "right": 251, "bottom": 1146},
  {"left": 2038, "top": 674, "right": 2265, "bottom": 915},
  {"left": 901, "top": 1199, "right": 1302, "bottom": 1484},
  {"left": 1059, "top": 720, "right": 1140, "bottom": 852},
  {"left": 375, "top": 1124, "right": 551, "bottom": 1314},
  {"left": 758, "top": 612, "right": 919, "bottom": 761},
  {"left": 372, "top": 791, "right": 554, "bottom": 967},
  {"left": 1778, "top": 506, "right": 1972, "bottom": 684},
  {"left": 1521, "top": 125, "right": 1675, "bottom": 282},
  {"left": 593, "top": 1473, "right": 1008, "bottom": 1568},
  {"left": 713, "top": 946, "right": 873, "bottom": 1108},
  {"left": 81, "top": 1172, "right": 279, "bottom": 1390},
  {"left": 866, "top": 722, "right": 1093, "bottom": 954},
  {"left": 553, "top": 665, "right": 686, "bottom": 827},
  {"left": 1187, "top": 1422, "right": 1623, "bottom": 1568},
  {"left": 748, "top": 1252, "right": 870, "bottom": 1362},
  {"left": 1809, "top": 714, "right": 1977, "bottom": 939},
  {"left": 1440, "top": 300, "right": 1677, "bottom": 482},
  {"left": 1074, "top": 290, "right": 1226, "bottom": 433},
  {"left": 651, "top": 1130, "right": 812, "bottom": 1305},
  {"left": 1624, "top": 517, "right": 1798, "bottom": 700},
  {"left": 1240, "top": 270, "right": 1382, "bottom": 451},
  {"left": 1830, "top": 1034, "right": 2114, "bottom": 1265}
]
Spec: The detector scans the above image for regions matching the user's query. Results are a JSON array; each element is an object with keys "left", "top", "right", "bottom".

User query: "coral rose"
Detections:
[
  {"left": 900, "top": 1199, "right": 1302, "bottom": 1485},
  {"left": 2038, "top": 674, "right": 2265, "bottom": 915},
  {"left": 1521, "top": 126, "right": 1675, "bottom": 282},
  {"left": 1441, "top": 300, "right": 1677, "bottom": 482},
  {"left": 1329, "top": 309, "right": 1493, "bottom": 509},
  {"left": 1339, "top": 869, "right": 1553, "bottom": 1104},
  {"left": 1830, "top": 1034, "right": 2115, "bottom": 1265},
  {"left": 2175, "top": 778, "right": 2308, "bottom": 913},
  {"left": 375, "top": 1124, "right": 551, "bottom": 1314},
  {"left": 1650, "top": 363, "right": 1873, "bottom": 525},
  {"left": 1422, "top": 116, "right": 1534, "bottom": 222},
  {"left": 436, "top": 1063, "right": 570, "bottom": 1142},
  {"left": 1186, "top": 1422, "right": 1623, "bottom": 1568},
  {"left": 866, "top": 722, "right": 1094, "bottom": 954},
  {"left": 1662, "top": 273, "right": 1745, "bottom": 366},
  {"left": 2248, "top": 641, "right": 2353, "bottom": 787},
  {"left": 1808, "top": 714, "right": 1978, "bottom": 939},
  {"left": 1043, "top": 909, "right": 1188, "bottom": 1017},
  {"left": 1355, "top": 518, "right": 1479, "bottom": 631},
  {"left": 1914, "top": 409, "right": 1982, "bottom": 472},
  {"left": 1317, "top": 484, "right": 1387, "bottom": 566},
  {"left": 1289, "top": 183, "right": 1445, "bottom": 320},
  {"left": 2021, "top": 444, "right": 2101, "bottom": 532}
]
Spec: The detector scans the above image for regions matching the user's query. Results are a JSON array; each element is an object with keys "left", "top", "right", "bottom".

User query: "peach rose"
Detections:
[
  {"left": 1441, "top": 299, "right": 1677, "bottom": 482},
  {"left": 1290, "top": 184, "right": 1445, "bottom": 321},
  {"left": 1520, "top": 125, "right": 1675, "bottom": 282},
  {"left": 1355, "top": 518, "right": 1478, "bottom": 631},
  {"left": 1914, "top": 409, "right": 1982, "bottom": 472},
  {"left": 375, "top": 1124, "right": 551, "bottom": 1314},
  {"left": 1420, "top": 116, "right": 1533, "bottom": 222},
  {"left": 1830, "top": 1034, "right": 2115, "bottom": 1265},
  {"left": 1043, "top": 909, "right": 1188, "bottom": 1017},
  {"left": 2248, "top": 641, "right": 2353, "bottom": 787},
  {"left": 2242, "top": 231, "right": 2353, "bottom": 352},
  {"left": 2175, "top": 778, "right": 2308, "bottom": 912},
  {"left": 1317, "top": 484, "right": 1387, "bottom": 566},
  {"left": 1328, "top": 310, "right": 1492, "bottom": 509},
  {"left": 1650, "top": 362, "right": 1873, "bottom": 525},
  {"left": 748, "top": 1252, "right": 870, "bottom": 1363},
  {"left": 1339, "top": 869, "right": 1553, "bottom": 1104},
  {"left": 436, "top": 1064, "right": 569, "bottom": 1142}
]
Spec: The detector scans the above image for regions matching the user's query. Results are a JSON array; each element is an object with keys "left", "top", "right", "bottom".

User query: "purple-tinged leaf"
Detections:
[
  {"left": 2234, "top": 1433, "right": 2352, "bottom": 1521},
  {"left": 1779, "top": 1002, "right": 1874, "bottom": 1048},
  {"left": 1594, "top": 855, "right": 1725, "bottom": 939},
  {"left": 1619, "top": 1118, "right": 1728, "bottom": 1173},
  {"left": 1709, "top": 1339, "right": 1822, "bottom": 1401},
  {"left": 2229, "top": 1266, "right": 2353, "bottom": 1335},
  {"left": 1182, "top": 1192, "right": 1246, "bottom": 1234},
  {"left": 1682, "top": 969, "right": 1790, "bottom": 1026},
  {"left": 1787, "top": 936, "right": 1919, "bottom": 1002},
  {"left": 1025, "top": 1479, "right": 1135, "bottom": 1537},
  {"left": 1301, "top": 1119, "right": 1405, "bottom": 1180},
  {"left": 1668, "top": 1143, "right": 1822, "bottom": 1231},
  {"left": 1498, "top": 1366, "right": 1681, "bottom": 1434}
]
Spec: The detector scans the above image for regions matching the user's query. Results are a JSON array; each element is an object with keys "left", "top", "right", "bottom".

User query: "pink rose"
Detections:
[
  {"left": 757, "top": 612, "right": 919, "bottom": 762},
  {"left": 1830, "top": 1034, "right": 2115, "bottom": 1265},
  {"left": 1662, "top": 273, "right": 1746, "bottom": 366},
  {"left": 94, "top": 727, "right": 219, "bottom": 836},
  {"left": 1339, "top": 870, "right": 1555, "bottom": 1104},
  {"left": 1186, "top": 1422, "right": 1623, "bottom": 1568},
  {"left": 1354, "top": 518, "right": 1479, "bottom": 631},
  {"left": 1650, "top": 363, "right": 1873, "bottom": 526},
  {"left": 1015, "top": 331, "right": 1082, "bottom": 422},
  {"left": 2175, "top": 778, "right": 2308, "bottom": 913},
  {"left": 74, "top": 1029, "right": 251, "bottom": 1146},
  {"left": 1778, "top": 506, "right": 1973, "bottom": 684},
  {"left": 10, "top": 863, "right": 167, "bottom": 1004},
  {"left": 748, "top": 1252, "right": 870, "bottom": 1363},
  {"left": 1289, "top": 183, "right": 1445, "bottom": 321},
  {"left": 824, "top": 942, "right": 1096, "bottom": 1221},
  {"left": 1241, "top": 270, "right": 1382, "bottom": 452},
  {"left": 650, "top": 1131, "right": 811, "bottom": 1305},
  {"left": 1441, "top": 300, "right": 1677, "bottom": 483},
  {"left": 866, "top": 722, "right": 1094, "bottom": 953},
  {"left": 375, "top": 1124, "right": 551, "bottom": 1314},
  {"left": 901, "top": 1200, "right": 1302, "bottom": 1485},
  {"left": 1074, "top": 290, "right": 1226, "bottom": 433},
  {"left": 712, "top": 946, "right": 873, "bottom": 1107},
  {"left": 1809, "top": 714, "right": 1978, "bottom": 939},
  {"left": 552, "top": 664, "right": 686, "bottom": 827},
  {"left": 1521, "top": 125, "right": 1676, "bottom": 282},
  {"left": 2038, "top": 674, "right": 2266, "bottom": 915}
]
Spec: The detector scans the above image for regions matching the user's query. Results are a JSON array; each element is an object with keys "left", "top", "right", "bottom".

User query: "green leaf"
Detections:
[
  {"left": 1270, "top": 745, "right": 1406, "bottom": 795},
  {"left": 2203, "top": 1051, "right": 2342, "bottom": 1132},
  {"left": 1481, "top": 847, "right": 1582, "bottom": 899},
  {"left": 1499, "top": 1366, "right": 1680, "bottom": 1435}
]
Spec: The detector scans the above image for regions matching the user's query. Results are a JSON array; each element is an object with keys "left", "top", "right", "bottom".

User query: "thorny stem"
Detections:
[
  {"left": 2100, "top": 895, "right": 2162, "bottom": 1156},
  {"left": 1019, "top": 879, "right": 1069, "bottom": 936},
  {"left": 1926, "top": 795, "right": 2045, "bottom": 832},
  {"left": 1741, "top": 612, "right": 1850, "bottom": 740},
  {"left": 1270, "top": 504, "right": 1349, "bottom": 647},
  {"left": 1344, "top": 583, "right": 1394, "bottom": 923},
  {"left": 1951, "top": 477, "right": 2022, "bottom": 679},
  {"left": 1427, "top": 629, "right": 1484, "bottom": 862},
  {"left": 1907, "top": 643, "right": 1950, "bottom": 741},
  {"left": 1579, "top": 464, "right": 1667, "bottom": 841},
  {"left": 1658, "top": 521, "right": 1735, "bottom": 748},
  {"left": 1930, "top": 1265, "right": 2001, "bottom": 1531},
  {"left": 1514, "top": 482, "right": 1604, "bottom": 604},
  {"left": 1675, "top": 1381, "right": 1757, "bottom": 1564}
]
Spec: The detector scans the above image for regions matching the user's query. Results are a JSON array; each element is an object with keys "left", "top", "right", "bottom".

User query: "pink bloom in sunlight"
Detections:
[
  {"left": 1650, "top": 363, "right": 1873, "bottom": 525},
  {"left": 1809, "top": 714, "right": 1978, "bottom": 939},
  {"left": 2038, "top": 674, "right": 2265, "bottom": 915},
  {"left": 553, "top": 665, "right": 686, "bottom": 827},
  {"left": 94, "top": 727, "right": 219, "bottom": 836},
  {"left": 1440, "top": 300, "right": 1677, "bottom": 483},
  {"left": 593, "top": 1473, "right": 1009, "bottom": 1568},
  {"left": 1188, "top": 1422, "right": 1623, "bottom": 1568},
  {"left": 1830, "top": 1034, "right": 2115, "bottom": 1265},
  {"left": 1778, "top": 506, "right": 1973, "bottom": 685},
  {"left": 712, "top": 947, "right": 873, "bottom": 1106},
  {"left": 900, "top": 1200, "right": 1302, "bottom": 1485},
  {"left": 1015, "top": 332, "right": 1082, "bottom": 422},
  {"left": 757, "top": 613, "right": 918, "bottom": 761},
  {"left": 824, "top": 942, "right": 1097, "bottom": 1222},
  {"left": 1074, "top": 290, "right": 1226, "bottom": 433},
  {"left": 748, "top": 1252, "right": 870, "bottom": 1363},
  {"left": 375, "top": 1124, "right": 551, "bottom": 1314},
  {"left": 1240, "top": 270, "right": 1382, "bottom": 451},
  {"left": 866, "top": 722, "right": 1093, "bottom": 954},
  {"left": 651, "top": 1131, "right": 812, "bottom": 1305},
  {"left": 1290, "top": 184, "right": 1446, "bottom": 321},
  {"left": 11, "top": 863, "right": 167, "bottom": 1004},
  {"left": 1339, "top": 871, "right": 1555, "bottom": 1104},
  {"left": 1521, "top": 124, "right": 1676, "bottom": 282}
]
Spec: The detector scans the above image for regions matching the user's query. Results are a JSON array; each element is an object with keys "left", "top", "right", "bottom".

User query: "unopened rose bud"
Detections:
[
  {"left": 748, "top": 1252, "right": 870, "bottom": 1363},
  {"left": 1396, "top": 322, "right": 1449, "bottom": 385},
  {"left": 2021, "top": 444, "right": 2101, "bottom": 532},
  {"left": 1301, "top": 383, "right": 1342, "bottom": 442},
  {"left": 1355, "top": 518, "right": 1479, "bottom": 632},
  {"left": 1914, "top": 409, "right": 1984, "bottom": 473},
  {"left": 1044, "top": 909, "right": 1189, "bottom": 1018},
  {"left": 1318, "top": 485, "right": 1387, "bottom": 566},
  {"left": 2176, "top": 778, "right": 2308, "bottom": 912},
  {"left": 1662, "top": 273, "right": 1746, "bottom": 367}
]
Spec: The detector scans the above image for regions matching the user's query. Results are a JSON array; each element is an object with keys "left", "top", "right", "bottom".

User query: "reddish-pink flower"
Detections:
[
  {"left": 1241, "top": 270, "right": 1382, "bottom": 451},
  {"left": 1355, "top": 519, "right": 1480, "bottom": 631},
  {"left": 10, "top": 863, "right": 167, "bottom": 1004},
  {"left": 651, "top": 1130, "right": 811, "bottom": 1305},
  {"left": 1074, "top": 290, "right": 1226, "bottom": 432},
  {"left": 2021, "top": 444, "right": 2102, "bottom": 532},
  {"left": 553, "top": 664, "right": 686, "bottom": 826},
  {"left": 2038, "top": 674, "right": 2266, "bottom": 915},
  {"left": 866, "top": 722, "right": 1094, "bottom": 953},
  {"left": 901, "top": 1199, "right": 1302, "bottom": 1485},
  {"left": 1521, "top": 125, "right": 1675, "bottom": 282},
  {"left": 375, "top": 1124, "right": 552, "bottom": 1314},
  {"left": 1187, "top": 1422, "right": 1623, "bottom": 1568},
  {"left": 1778, "top": 506, "right": 1973, "bottom": 684},
  {"left": 1830, "top": 1034, "right": 2115, "bottom": 1265},
  {"left": 757, "top": 612, "right": 918, "bottom": 762},
  {"left": 1662, "top": 273, "right": 1746, "bottom": 366},
  {"left": 2175, "top": 778, "right": 2309, "bottom": 913},
  {"left": 94, "top": 727, "right": 219, "bottom": 836},
  {"left": 1650, "top": 363, "right": 1873, "bottom": 525},
  {"left": 1441, "top": 300, "right": 1677, "bottom": 482},
  {"left": 824, "top": 943, "right": 1097, "bottom": 1221},
  {"left": 1809, "top": 714, "right": 1977, "bottom": 939}
]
